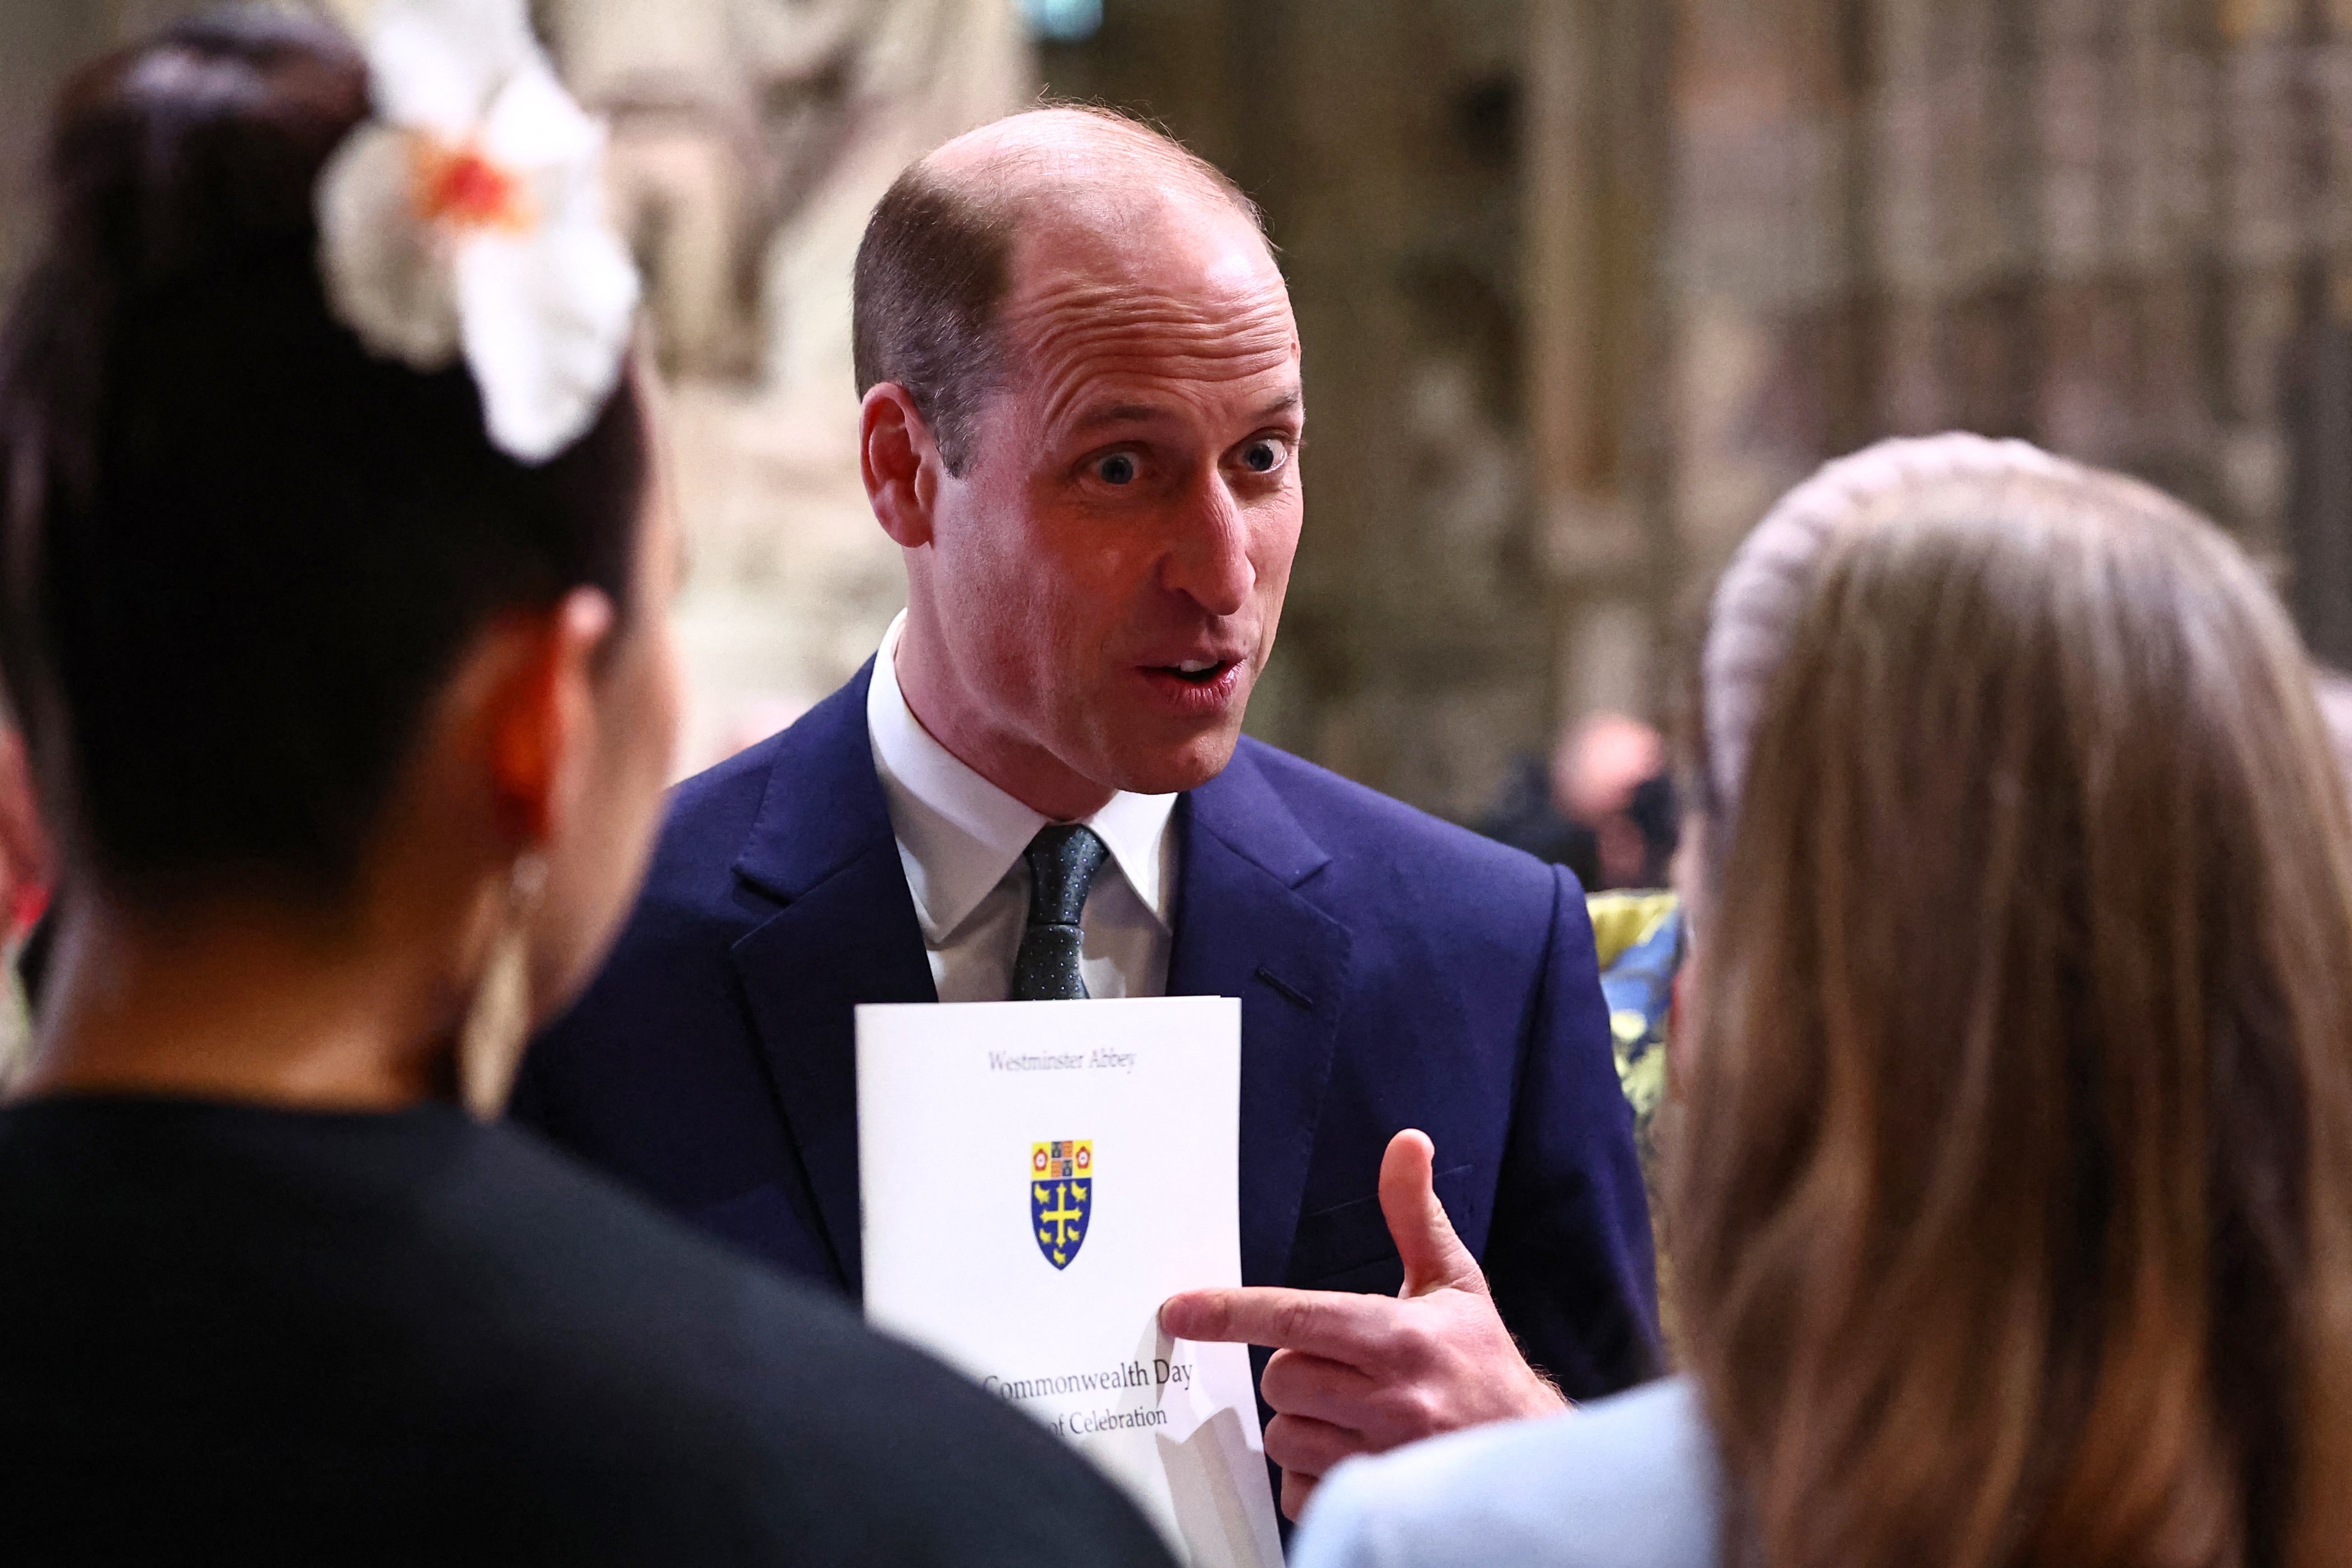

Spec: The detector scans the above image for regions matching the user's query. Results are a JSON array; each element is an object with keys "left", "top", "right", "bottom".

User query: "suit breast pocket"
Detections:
[{"left": 1285, "top": 1163, "right": 1479, "bottom": 1293}]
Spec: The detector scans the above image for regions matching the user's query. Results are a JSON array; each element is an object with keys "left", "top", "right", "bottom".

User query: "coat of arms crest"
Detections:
[{"left": 1031, "top": 1139, "right": 1093, "bottom": 1269}]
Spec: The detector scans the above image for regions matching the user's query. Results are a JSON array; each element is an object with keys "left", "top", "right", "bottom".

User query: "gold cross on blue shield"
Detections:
[{"left": 1030, "top": 1139, "right": 1094, "bottom": 1270}]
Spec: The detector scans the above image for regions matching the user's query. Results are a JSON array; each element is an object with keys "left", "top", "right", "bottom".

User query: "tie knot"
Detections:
[{"left": 1023, "top": 824, "right": 1110, "bottom": 928}]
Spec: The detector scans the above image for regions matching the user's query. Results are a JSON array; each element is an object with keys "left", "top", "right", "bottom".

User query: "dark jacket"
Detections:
[
  {"left": 516, "top": 664, "right": 1661, "bottom": 1399},
  {"left": 0, "top": 1097, "right": 1174, "bottom": 1566}
]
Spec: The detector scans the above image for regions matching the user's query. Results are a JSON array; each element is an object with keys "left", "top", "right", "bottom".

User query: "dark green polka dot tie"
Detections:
[{"left": 1011, "top": 824, "right": 1110, "bottom": 1001}]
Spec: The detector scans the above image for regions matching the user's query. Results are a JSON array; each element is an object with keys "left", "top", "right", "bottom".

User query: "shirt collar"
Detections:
[{"left": 867, "top": 612, "right": 1177, "bottom": 944}]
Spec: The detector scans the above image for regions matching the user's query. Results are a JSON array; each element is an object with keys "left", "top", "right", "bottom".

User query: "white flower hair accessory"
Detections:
[{"left": 317, "top": 0, "right": 639, "bottom": 462}]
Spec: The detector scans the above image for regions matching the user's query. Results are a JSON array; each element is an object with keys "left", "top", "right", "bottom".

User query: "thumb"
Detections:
[{"left": 1380, "top": 1128, "right": 1483, "bottom": 1298}]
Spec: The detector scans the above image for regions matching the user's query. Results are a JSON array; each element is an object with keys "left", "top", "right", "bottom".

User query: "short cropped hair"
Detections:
[{"left": 850, "top": 107, "right": 1263, "bottom": 476}]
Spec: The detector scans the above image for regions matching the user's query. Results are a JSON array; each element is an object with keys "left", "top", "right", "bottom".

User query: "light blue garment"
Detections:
[{"left": 1291, "top": 1377, "right": 1722, "bottom": 1568}]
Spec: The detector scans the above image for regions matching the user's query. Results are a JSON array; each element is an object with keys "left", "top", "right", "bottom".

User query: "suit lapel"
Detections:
[
  {"left": 727, "top": 663, "right": 935, "bottom": 1294},
  {"left": 1167, "top": 742, "right": 1352, "bottom": 1289},
  {"left": 721, "top": 689, "right": 1349, "bottom": 1297}
]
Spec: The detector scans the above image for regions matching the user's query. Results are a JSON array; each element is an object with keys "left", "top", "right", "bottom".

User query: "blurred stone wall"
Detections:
[
  {"left": 1665, "top": 0, "right": 2352, "bottom": 617},
  {"left": 14, "top": 0, "right": 2352, "bottom": 821},
  {"left": 1048, "top": 0, "right": 2352, "bottom": 817}
]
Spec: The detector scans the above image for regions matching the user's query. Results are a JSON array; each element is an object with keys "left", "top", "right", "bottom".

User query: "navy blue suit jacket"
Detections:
[{"left": 516, "top": 666, "right": 1661, "bottom": 1399}]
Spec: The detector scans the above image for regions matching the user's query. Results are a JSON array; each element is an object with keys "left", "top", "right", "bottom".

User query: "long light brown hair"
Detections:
[{"left": 1673, "top": 450, "right": 2352, "bottom": 1568}]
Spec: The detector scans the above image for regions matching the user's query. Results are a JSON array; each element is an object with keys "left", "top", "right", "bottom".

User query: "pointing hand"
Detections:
[{"left": 1159, "top": 1129, "right": 1566, "bottom": 1521}]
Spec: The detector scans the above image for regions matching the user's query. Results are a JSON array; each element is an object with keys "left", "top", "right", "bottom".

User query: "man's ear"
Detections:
[
  {"left": 482, "top": 589, "right": 616, "bottom": 847},
  {"left": 862, "top": 383, "right": 942, "bottom": 549}
]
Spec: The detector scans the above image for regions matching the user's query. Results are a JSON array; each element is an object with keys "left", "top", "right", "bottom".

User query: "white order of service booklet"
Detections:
[{"left": 857, "top": 995, "right": 1283, "bottom": 1568}]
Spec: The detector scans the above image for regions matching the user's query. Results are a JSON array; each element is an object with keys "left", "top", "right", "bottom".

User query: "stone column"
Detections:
[{"left": 1526, "top": 0, "right": 1673, "bottom": 729}]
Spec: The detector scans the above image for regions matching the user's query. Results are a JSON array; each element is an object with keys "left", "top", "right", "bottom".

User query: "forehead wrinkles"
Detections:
[{"left": 1005, "top": 279, "right": 1299, "bottom": 433}]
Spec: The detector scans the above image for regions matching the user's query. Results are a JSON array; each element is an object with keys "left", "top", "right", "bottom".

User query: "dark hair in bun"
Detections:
[{"left": 0, "top": 9, "right": 647, "bottom": 905}]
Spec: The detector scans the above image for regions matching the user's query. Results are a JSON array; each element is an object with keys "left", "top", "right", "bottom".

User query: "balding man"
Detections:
[{"left": 517, "top": 108, "right": 1659, "bottom": 1520}]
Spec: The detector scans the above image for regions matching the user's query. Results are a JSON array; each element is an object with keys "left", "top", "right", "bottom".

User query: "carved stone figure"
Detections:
[{"left": 541, "top": 0, "right": 1031, "bottom": 766}]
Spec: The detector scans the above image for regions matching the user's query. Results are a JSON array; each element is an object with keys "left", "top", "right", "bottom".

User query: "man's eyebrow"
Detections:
[
  {"left": 1250, "top": 390, "right": 1304, "bottom": 423},
  {"left": 1069, "top": 390, "right": 1304, "bottom": 434},
  {"left": 1073, "top": 402, "right": 1167, "bottom": 432}
]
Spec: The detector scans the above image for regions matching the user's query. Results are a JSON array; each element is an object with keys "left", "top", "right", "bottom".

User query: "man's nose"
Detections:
[{"left": 1161, "top": 470, "right": 1256, "bottom": 617}]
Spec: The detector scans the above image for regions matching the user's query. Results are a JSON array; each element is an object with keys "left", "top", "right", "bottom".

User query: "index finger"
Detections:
[{"left": 1159, "top": 1286, "right": 1395, "bottom": 1365}]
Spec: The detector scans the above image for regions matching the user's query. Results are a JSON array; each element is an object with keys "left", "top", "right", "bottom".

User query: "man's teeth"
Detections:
[{"left": 1176, "top": 660, "right": 1218, "bottom": 674}]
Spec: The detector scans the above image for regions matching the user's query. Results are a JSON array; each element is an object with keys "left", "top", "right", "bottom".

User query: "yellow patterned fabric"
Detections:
[
  {"left": 1589, "top": 889, "right": 1682, "bottom": 1359},
  {"left": 1587, "top": 890, "right": 1679, "bottom": 965},
  {"left": 1588, "top": 891, "right": 1677, "bottom": 1133}
]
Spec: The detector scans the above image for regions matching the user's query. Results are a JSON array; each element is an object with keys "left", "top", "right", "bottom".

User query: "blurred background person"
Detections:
[
  {"left": 0, "top": 12, "right": 1172, "bottom": 1563},
  {"left": 1475, "top": 704, "right": 1680, "bottom": 1288},
  {"left": 1476, "top": 710, "right": 1675, "bottom": 891},
  {"left": 1555, "top": 712, "right": 1676, "bottom": 890},
  {"left": 1293, "top": 436, "right": 2352, "bottom": 1568}
]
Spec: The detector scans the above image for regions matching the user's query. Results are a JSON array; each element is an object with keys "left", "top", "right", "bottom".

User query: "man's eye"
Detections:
[
  {"left": 1095, "top": 453, "right": 1139, "bottom": 485},
  {"left": 1240, "top": 440, "right": 1286, "bottom": 475}
]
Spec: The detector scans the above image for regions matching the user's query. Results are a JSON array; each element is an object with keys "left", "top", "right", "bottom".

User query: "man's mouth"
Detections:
[{"left": 1136, "top": 656, "right": 1248, "bottom": 711}]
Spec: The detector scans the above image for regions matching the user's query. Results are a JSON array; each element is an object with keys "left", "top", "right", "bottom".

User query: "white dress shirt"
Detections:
[{"left": 867, "top": 613, "right": 1178, "bottom": 1003}]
